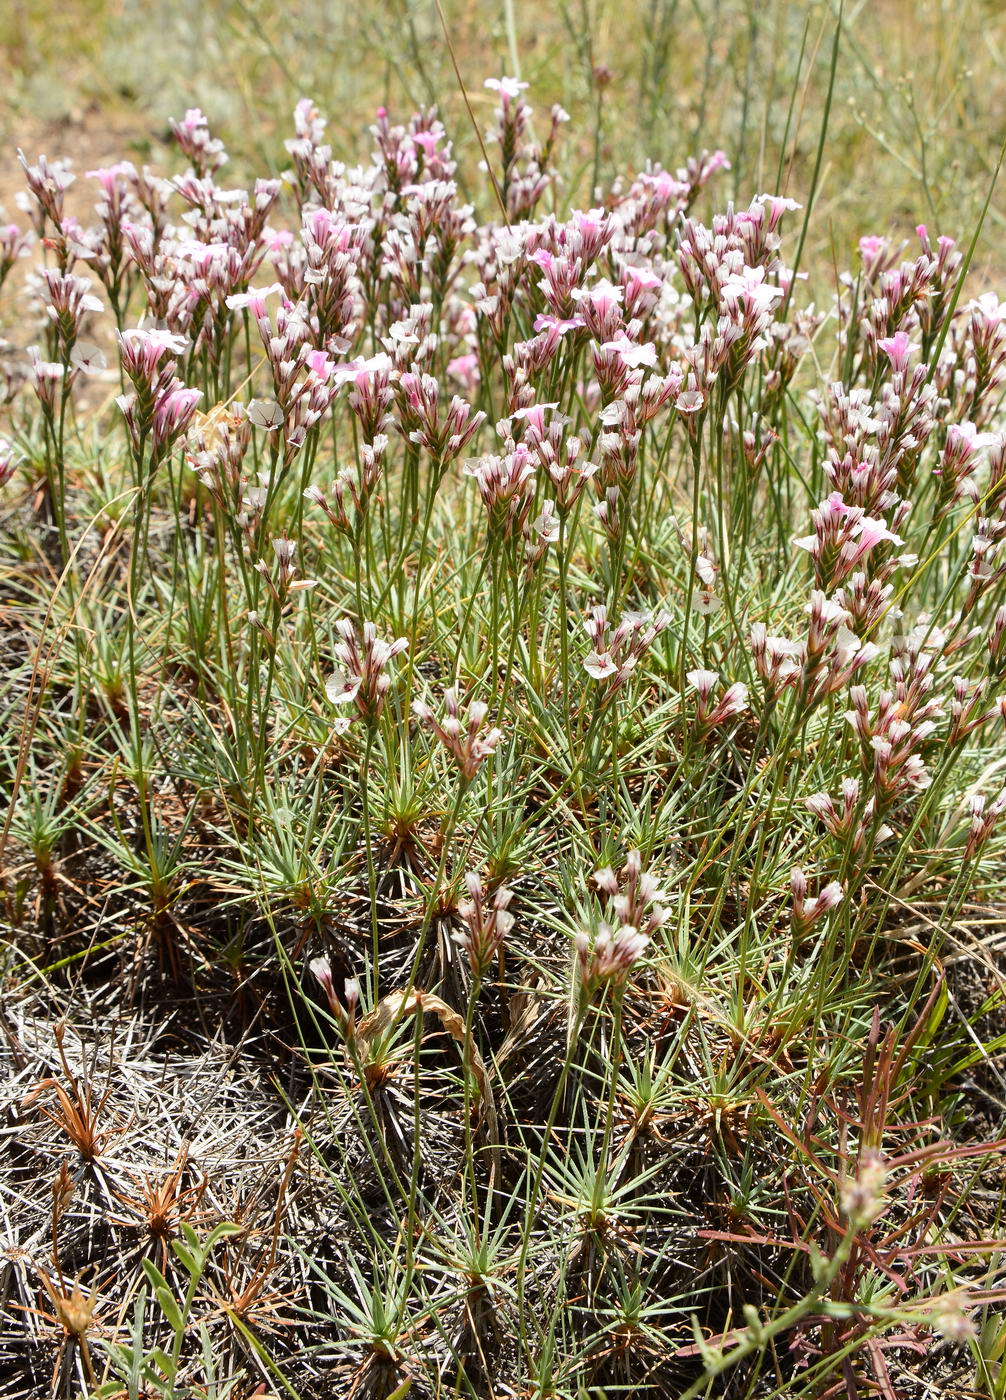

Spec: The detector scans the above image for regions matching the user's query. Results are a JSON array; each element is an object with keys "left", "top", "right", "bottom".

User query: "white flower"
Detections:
[
  {"left": 326, "top": 670, "right": 361, "bottom": 705},
  {"left": 584, "top": 651, "right": 617, "bottom": 680}
]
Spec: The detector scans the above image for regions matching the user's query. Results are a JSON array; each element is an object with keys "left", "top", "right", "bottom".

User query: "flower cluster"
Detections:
[
  {"left": 325, "top": 620, "right": 409, "bottom": 726},
  {"left": 115, "top": 327, "right": 201, "bottom": 461},
  {"left": 685, "top": 668, "right": 749, "bottom": 738},
  {"left": 790, "top": 868, "right": 844, "bottom": 941},
  {"left": 309, "top": 956, "right": 361, "bottom": 1046},
  {"left": 575, "top": 850, "right": 668, "bottom": 999},
  {"left": 575, "top": 923, "right": 649, "bottom": 999},
  {"left": 582, "top": 606, "right": 670, "bottom": 705},
  {"left": 6, "top": 71, "right": 1006, "bottom": 1400},
  {"left": 591, "top": 849, "right": 669, "bottom": 937},
  {"left": 412, "top": 689, "right": 503, "bottom": 781},
  {"left": 6, "top": 79, "right": 1006, "bottom": 996},
  {"left": 454, "top": 872, "right": 515, "bottom": 977}
]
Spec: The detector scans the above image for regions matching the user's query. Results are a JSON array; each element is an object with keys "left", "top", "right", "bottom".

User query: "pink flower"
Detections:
[
  {"left": 754, "top": 193, "right": 802, "bottom": 231},
  {"left": 412, "top": 689, "right": 502, "bottom": 781},
  {"left": 592, "top": 849, "right": 668, "bottom": 937},
  {"left": 465, "top": 450, "right": 535, "bottom": 538},
  {"left": 580, "top": 606, "right": 670, "bottom": 700},
  {"left": 791, "top": 870, "right": 844, "bottom": 938},
  {"left": 531, "top": 312, "right": 584, "bottom": 339},
  {"left": 85, "top": 161, "right": 136, "bottom": 193},
  {"left": 26, "top": 346, "right": 67, "bottom": 414},
  {"left": 309, "top": 956, "right": 360, "bottom": 1041},
  {"left": 454, "top": 873, "right": 515, "bottom": 976},
  {"left": 687, "top": 670, "right": 750, "bottom": 736},
  {"left": 325, "top": 619, "right": 408, "bottom": 726},
  {"left": 686, "top": 668, "right": 718, "bottom": 701},
  {"left": 600, "top": 332, "right": 657, "bottom": 368},
  {"left": 675, "top": 386, "right": 705, "bottom": 414},
  {"left": 447, "top": 353, "right": 480, "bottom": 389},
  {"left": 170, "top": 107, "right": 227, "bottom": 173},
  {"left": 877, "top": 330, "right": 913, "bottom": 374},
  {"left": 854, "top": 516, "right": 904, "bottom": 553},
  {"left": 572, "top": 279, "right": 623, "bottom": 314},
  {"left": 304, "top": 349, "right": 337, "bottom": 380},
  {"left": 484, "top": 76, "right": 530, "bottom": 100},
  {"left": 151, "top": 386, "right": 201, "bottom": 454},
  {"left": 226, "top": 283, "right": 284, "bottom": 317},
  {"left": 575, "top": 923, "right": 649, "bottom": 996},
  {"left": 621, "top": 265, "right": 662, "bottom": 296},
  {"left": 720, "top": 266, "right": 785, "bottom": 314},
  {"left": 118, "top": 327, "right": 189, "bottom": 385},
  {"left": 948, "top": 421, "right": 996, "bottom": 454}
]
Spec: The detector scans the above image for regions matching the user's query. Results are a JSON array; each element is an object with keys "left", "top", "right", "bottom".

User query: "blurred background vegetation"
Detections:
[{"left": 2, "top": 0, "right": 1006, "bottom": 281}]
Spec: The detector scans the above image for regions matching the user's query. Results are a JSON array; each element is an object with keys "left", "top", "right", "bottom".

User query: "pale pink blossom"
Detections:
[{"left": 599, "top": 332, "right": 657, "bottom": 368}]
